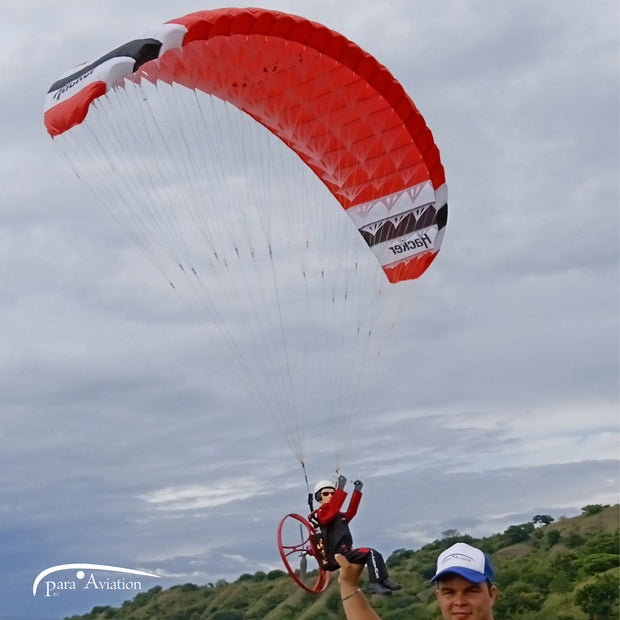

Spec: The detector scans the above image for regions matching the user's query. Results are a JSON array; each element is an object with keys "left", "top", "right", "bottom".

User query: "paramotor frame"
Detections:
[{"left": 277, "top": 513, "right": 331, "bottom": 593}]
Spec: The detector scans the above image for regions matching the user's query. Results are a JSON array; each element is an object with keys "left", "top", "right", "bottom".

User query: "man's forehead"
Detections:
[{"left": 437, "top": 573, "right": 485, "bottom": 588}]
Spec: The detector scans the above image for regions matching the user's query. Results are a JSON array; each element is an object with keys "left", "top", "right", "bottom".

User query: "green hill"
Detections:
[{"left": 66, "top": 503, "right": 619, "bottom": 620}]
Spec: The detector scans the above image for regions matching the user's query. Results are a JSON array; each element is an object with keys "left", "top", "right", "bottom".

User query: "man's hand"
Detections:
[
  {"left": 354, "top": 480, "right": 363, "bottom": 492},
  {"left": 337, "top": 474, "right": 347, "bottom": 489},
  {"left": 335, "top": 553, "right": 364, "bottom": 587}
]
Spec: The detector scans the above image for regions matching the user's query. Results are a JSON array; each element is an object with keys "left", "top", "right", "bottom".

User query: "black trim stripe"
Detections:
[
  {"left": 360, "top": 203, "right": 447, "bottom": 247},
  {"left": 48, "top": 38, "right": 163, "bottom": 94}
]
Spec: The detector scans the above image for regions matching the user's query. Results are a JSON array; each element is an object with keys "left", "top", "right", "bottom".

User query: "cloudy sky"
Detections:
[{"left": 3, "top": 0, "right": 619, "bottom": 618}]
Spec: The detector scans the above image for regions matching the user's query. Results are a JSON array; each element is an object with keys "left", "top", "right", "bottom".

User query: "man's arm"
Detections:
[{"left": 336, "top": 554, "right": 383, "bottom": 620}]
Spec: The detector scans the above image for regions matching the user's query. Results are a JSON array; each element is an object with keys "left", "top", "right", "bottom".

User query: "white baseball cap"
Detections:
[{"left": 431, "top": 542, "right": 494, "bottom": 583}]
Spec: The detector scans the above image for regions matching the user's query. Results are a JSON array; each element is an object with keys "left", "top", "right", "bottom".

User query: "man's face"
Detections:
[
  {"left": 319, "top": 487, "right": 335, "bottom": 504},
  {"left": 435, "top": 573, "right": 497, "bottom": 620}
]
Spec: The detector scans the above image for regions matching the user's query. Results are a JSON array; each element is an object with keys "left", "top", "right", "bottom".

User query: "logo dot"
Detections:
[{"left": 76, "top": 571, "right": 85, "bottom": 580}]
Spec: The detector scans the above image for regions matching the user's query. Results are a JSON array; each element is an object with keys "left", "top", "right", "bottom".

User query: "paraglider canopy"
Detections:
[{"left": 44, "top": 7, "right": 447, "bottom": 475}]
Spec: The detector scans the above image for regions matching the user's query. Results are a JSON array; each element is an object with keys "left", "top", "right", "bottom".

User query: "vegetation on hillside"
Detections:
[{"left": 65, "top": 504, "right": 619, "bottom": 620}]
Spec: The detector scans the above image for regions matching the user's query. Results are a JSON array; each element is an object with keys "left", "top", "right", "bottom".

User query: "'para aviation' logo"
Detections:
[{"left": 33, "top": 563, "right": 160, "bottom": 598}]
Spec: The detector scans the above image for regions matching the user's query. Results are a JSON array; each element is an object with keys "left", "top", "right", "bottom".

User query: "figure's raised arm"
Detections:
[
  {"left": 314, "top": 476, "right": 347, "bottom": 523},
  {"left": 343, "top": 479, "right": 363, "bottom": 521}
]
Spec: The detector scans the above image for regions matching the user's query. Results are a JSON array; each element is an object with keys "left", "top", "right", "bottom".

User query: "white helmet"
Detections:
[{"left": 313, "top": 479, "right": 335, "bottom": 502}]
